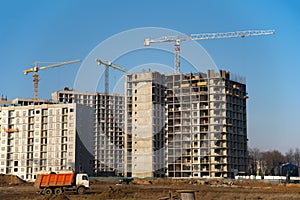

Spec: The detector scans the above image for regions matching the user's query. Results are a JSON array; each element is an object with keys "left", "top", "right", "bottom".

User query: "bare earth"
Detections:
[{"left": 1, "top": 178, "right": 300, "bottom": 200}]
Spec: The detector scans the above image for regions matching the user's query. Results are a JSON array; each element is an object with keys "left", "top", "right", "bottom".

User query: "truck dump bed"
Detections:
[{"left": 34, "top": 173, "right": 75, "bottom": 188}]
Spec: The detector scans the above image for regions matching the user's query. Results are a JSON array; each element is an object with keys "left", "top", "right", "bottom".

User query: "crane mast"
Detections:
[
  {"left": 144, "top": 29, "right": 275, "bottom": 74},
  {"left": 96, "top": 59, "right": 126, "bottom": 94},
  {"left": 23, "top": 59, "right": 81, "bottom": 102}
]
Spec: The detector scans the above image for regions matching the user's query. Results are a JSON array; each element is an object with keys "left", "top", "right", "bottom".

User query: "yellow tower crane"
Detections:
[
  {"left": 144, "top": 29, "right": 275, "bottom": 74},
  {"left": 96, "top": 59, "right": 126, "bottom": 94},
  {"left": 23, "top": 59, "right": 81, "bottom": 101}
]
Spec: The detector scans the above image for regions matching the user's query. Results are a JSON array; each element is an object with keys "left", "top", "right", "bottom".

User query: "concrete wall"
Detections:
[{"left": 131, "top": 81, "right": 153, "bottom": 178}]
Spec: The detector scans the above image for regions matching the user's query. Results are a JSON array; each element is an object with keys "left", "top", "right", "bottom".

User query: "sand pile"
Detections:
[{"left": 0, "top": 174, "right": 27, "bottom": 186}]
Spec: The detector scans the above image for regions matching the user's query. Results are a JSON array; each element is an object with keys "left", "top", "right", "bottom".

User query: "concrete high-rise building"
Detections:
[
  {"left": 125, "top": 70, "right": 248, "bottom": 178},
  {"left": 124, "top": 72, "right": 166, "bottom": 178},
  {"left": 166, "top": 70, "right": 248, "bottom": 178},
  {"left": 52, "top": 90, "right": 125, "bottom": 176},
  {"left": 0, "top": 103, "right": 94, "bottom": 181}
]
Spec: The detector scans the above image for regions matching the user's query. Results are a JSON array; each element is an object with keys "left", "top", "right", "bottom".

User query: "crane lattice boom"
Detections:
[
  {"left": 23, "top": 59, "right": 81, "bottom": 101},
  {"left": 23, "top": 60, "right": 81, "bottom": 75},
  {"left": 144, "top": 29, "right": 275, "bottom": 73}
]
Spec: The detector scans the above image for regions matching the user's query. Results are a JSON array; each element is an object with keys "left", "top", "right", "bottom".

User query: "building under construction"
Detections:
[
  {"left": 124, "top": 72, "right": 166, "bottom": 178},
  {"left": 52, "top": 90, "right": 125, "bottom": 176},
  {"left": 125, "top": 70, "right": 248, "bottom": 178}
]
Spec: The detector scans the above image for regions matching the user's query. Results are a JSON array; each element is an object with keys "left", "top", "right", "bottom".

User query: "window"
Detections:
[
  {"left": 42, "top": 109, "right": 48, "bottom": 115},
  {"left": 29, "top": 110, "right": 34, "bottom": 116},
  {"left": 62, "top": 108, "right": 68, "bottom": 114},
  {"left": 82, "top": 175, "right": 88, "bottom": 181},
  {"left": 42, "top": 124, "right": 48, "bottom": 129},
  {"left": 29, "top": 124, "right": 34, "bottom": 130},
  {"left": 8, "top": 110, "right": 14, "bottom": 117}
]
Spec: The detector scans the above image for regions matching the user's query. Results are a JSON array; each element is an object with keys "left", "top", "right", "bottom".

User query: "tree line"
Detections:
[{"left": 248, "top": 147, "right": 300, "bottom": 176}]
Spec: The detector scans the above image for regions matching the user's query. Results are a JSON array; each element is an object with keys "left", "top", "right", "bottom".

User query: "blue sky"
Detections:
[{"left": 0, "top": 0, "right": 299, "bottom": 153}]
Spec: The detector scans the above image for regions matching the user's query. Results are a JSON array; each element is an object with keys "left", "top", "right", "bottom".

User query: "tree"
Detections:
[
  {"left": 248, "top": 148, "right": 262, "bottom": 175},
  {"left": 262, "top": 150, "right": 285, "bottom": 175},
  {"left": 285, "top": 148, "right": 294, "bottom": 163},
  {"left": 248, "top": 147, "right": 300, "bottom": 176},
  {"left": 294, "top": 148, "right": 300, "bottom": 166}
]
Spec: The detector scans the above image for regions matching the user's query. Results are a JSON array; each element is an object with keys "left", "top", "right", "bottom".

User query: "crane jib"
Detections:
[{"left": 144, "top": 29, "right": 275, "bottom": 74}]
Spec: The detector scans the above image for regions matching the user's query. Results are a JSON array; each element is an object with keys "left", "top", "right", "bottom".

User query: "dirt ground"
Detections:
[{"left": 1, "top": 176, "right": 300, "bottom": 200}]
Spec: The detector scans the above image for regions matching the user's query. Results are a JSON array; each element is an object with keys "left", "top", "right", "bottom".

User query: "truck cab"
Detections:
[{"left": 76, "top": 173, "right": 89, "bottom": 189}]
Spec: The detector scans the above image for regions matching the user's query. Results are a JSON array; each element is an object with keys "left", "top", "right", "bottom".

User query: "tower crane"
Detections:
[
  {"left": 23, "top": 59, "right": 81, "bottom": 102},
  {"left": 144, "top": 29, "right": 275, "bottom": 74},
  {"left": 96, "top": 59, "right": 126, "bottom": 94}
]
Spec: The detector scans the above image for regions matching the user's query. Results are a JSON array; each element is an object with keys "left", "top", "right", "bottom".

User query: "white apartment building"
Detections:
[{"left": 0, "top": 103, "right": 94, "bottom": 181}]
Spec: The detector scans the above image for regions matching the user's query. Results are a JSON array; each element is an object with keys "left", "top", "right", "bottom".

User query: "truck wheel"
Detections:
[
  {"left": 54, "top": 187, "right": 63, "bottom": 195},
  {"left": 45, "top": 188, "right": 52, "bottom": 195},
  {"left": 77, "top": 186, "right": 86, "bottom": 194}
]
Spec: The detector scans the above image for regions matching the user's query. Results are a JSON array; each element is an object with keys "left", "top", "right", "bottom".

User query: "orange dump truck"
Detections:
[{"left": 34, "top": 172, "right": 89, "bottom": 195}]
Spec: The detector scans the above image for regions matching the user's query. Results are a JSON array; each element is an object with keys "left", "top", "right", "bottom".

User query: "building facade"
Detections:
[
  {"left": 166, "top": 70, "right": 248, "bottom": 178},
  {"left": 125, "top": 70, "right": 248, "bottom": 178},
  {"left": 0, "top": 103, "right": 94, "bottom": 180},
  {"left": 124, "top": 72, "right": 166, "bottom": 178},
  {"left": 52, "top": 90, "right": 125, "bottom": 176}
]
